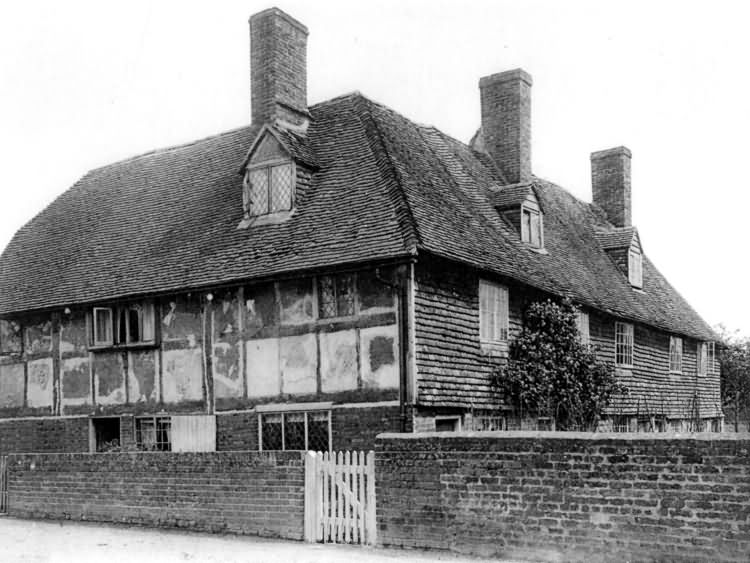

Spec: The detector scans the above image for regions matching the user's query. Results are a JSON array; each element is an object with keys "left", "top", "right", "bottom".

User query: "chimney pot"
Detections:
[
  {"left": 477, "top": 68, "right": 533, "bottom": 184},
  {"left": 249, "top": 7, "right": 309, "bottom": 126},
  {"left": 591, "top": 146, "right": 632, "bottom": 227}
]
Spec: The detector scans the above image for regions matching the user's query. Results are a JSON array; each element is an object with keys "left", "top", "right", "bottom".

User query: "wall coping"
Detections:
[{"left": 377, "top": 430, "right": 750, "bottom": 442}]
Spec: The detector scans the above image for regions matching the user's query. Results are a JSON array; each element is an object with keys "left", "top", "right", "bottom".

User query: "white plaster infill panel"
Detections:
[
  {"left": 27, "top": 357, "right": 54, "bottom": 408},
  {"left": 280, "top": 334, "right": 317, "bottom": 395},
  {"left": 361, "top": 324, "right": 399, "bottom": 389},
  {"left": 320, "top": 329, "right": 358, "bottom": 393},
  {"left": 61, "top": 356, "right": 91, "bottom": 406},
  {"left": 0, "top": 363, "right": 25, "bottom": 408},
  {"left": 246, "top": 337, "right": 280, "bottom": 398},
  {"left": 213, "top": 340, "right": 243, "bottom": 399},
  {"left": 162, "top": 348, "right": 204, "bottom": 403}
]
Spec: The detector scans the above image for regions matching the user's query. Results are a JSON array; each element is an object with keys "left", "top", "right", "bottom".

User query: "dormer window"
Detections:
[
  {"left": 521, "top": 204, "right": 543, "bottom": 248},
  {"left": 628, "top": 247, "right": 643, "bottom": 288},
  {"left": 243, "top": 162, "right": 294, "bottom": 218}
]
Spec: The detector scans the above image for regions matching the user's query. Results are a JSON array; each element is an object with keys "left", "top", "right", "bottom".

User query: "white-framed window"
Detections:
[
  {"left": 259, "top": 410, "right": 331, "bottom": 452},
  {"left": 92, "top": 302, "right": 155, "bottom": 348},
  {"left": 479, "top": 279, "right": 509, "bottom": 343},
  {"left": 628, "top": 248, "right": 643, "bottom": 288},
  {"left": 243, "top": 162, "right": 294, "bottom": 217},
  {"left": 669, "top": 336, "right": 683, "bottom": 373},
  {"left": 698, "top": 342, "right": 715, "bottom": 375},
  {"left": 576, "top": 310, "right": 590, "bottom": 345},
  {"left": 615, "top": 321, "right": 634, "bottom": 367},
  {"left": 520, "top": 205, "right": 543, "bottom": 248},
  {"left": 93, "top": 307, "right": 114, "bottom": 346}
]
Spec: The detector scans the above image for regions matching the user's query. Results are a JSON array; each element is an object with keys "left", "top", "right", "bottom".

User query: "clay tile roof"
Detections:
[
  {"left": 489, "top": 183, "right": 534, "bottom": 209},
  {"left": 0, "top": 93, "right": 715, "bottom": 341},
  {"left": 595, "top": 227, "right": 638, "bottom": 250}
]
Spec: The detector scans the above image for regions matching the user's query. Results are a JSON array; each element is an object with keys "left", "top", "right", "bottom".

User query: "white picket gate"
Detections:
[{"left": 304, "top": 450, "right": 376, "bottom": 545}]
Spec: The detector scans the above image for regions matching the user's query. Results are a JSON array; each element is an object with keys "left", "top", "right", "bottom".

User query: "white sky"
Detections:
[{"left": 0, "top": 1, "right": 748, "bottom": 335}]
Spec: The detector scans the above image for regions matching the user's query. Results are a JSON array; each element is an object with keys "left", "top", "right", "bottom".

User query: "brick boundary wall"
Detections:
[
  {"left": 375, "top": 432, "right": 750, "bottom": 563},
  {"left": 0, "top": 417, "right": 89, "bottom": 456},
  {"left": 6, "top": 451, "right": 305, "bottom": 539}
]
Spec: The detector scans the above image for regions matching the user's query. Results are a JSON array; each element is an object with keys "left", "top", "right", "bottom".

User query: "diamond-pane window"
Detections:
[
  {"left": 319, "top": 274, "right": 356, "bottom": 319},
  {"left": 270, "top": 164, "right": 293, "bottom": 212},
  {"left": 261, "top": 413, "right": 283, "bottom": 450},
  {"left": 285, "top": 412, "right": 306, "bottom": 450},
  {"left": 243, "top": 163, "right": 294, "bottom": 217}
]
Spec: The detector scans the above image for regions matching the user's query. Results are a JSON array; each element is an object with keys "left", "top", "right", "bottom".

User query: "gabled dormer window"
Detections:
[
  {"left": 521, "top": 204, "right": 543, "bottom": 248},
  {"left": 628, "top": 247, "right": 643, "bottom": 288},
  {"left": 243, "top": 161, "right": 294, "bottom": 218}
]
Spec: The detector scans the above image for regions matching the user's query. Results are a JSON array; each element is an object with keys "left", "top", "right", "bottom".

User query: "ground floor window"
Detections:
[
  {"left": 91, "top": 417, "right": 121, "bottom": 452},
  {"left": 466, "top": 413, "right": 505, "bottom": 431},
  {"left": 434, "top": 416, "right": 461, "bottom": 432},
  {"left": 259, "top": 410, "right": 330, "bottom": 452},
  {"left": 136, "top": 416, "right": 172, "bottom": 451}
]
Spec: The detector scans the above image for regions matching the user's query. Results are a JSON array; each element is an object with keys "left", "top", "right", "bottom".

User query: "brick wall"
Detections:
[
  {"left": 376, "top": 432, "right": 750, "bottom": 562},
  {"left": 0, "top": 417, "right": 89, "bottom": 456},
  {"left": 7, "top": 451, "right": 305, "bottom": 539}
]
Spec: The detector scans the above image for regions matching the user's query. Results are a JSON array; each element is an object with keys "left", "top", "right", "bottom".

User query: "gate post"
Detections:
[
  {"left": 366, "top": 450, "right": 377, "bottom": 545},
  {"left": 304, "top": 451, "right": 319, "bottom": 542}
]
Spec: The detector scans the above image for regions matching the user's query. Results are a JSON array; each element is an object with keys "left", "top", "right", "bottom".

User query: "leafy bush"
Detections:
[{"left": 493, "top": 298, "right": 625, "bottom": 430}]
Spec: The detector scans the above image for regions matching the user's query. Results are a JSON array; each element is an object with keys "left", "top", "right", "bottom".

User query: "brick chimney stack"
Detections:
[
  {"left": 478, "top": 69, "right": 533, "bottom": 184},
  {"left": 249, "top": 8, "right": 309, "bottom": 126},
  {"left": 591, "top": 146, "right": 632, "bottom": 228}
]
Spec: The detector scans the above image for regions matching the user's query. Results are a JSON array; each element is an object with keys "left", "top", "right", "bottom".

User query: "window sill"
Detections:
[
  {"left": 90, "top": 342, "right": 159, "bottom": 353},
  {"left": 237, "top": 210, "right": 295, "bottom": 229},
  {"left": 524, "top": 245, "right": 548, "bottom": 254}
]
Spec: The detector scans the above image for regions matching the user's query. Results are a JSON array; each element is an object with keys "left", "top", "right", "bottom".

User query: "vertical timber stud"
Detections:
[
  {"left": 304, "top": 450, "right": 319, "bottom": 542},
  {"left": 203, "top": 293, "right": 214, "bottom": 414},
  {"left": 238, "top": 286, "right": 248, "bottom": 399},
  {"left": 51, "top": 312, "right": 61, "bottom": 415}
]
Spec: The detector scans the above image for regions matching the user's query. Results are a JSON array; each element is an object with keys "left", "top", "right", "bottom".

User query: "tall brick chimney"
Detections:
[
  {"left": 478, "top": 69, "right": 533, "bottom": 184},
  {"left": 250, "top": 8, "right": 309, "bottom": 126},
  {"left": 591, "top": 146, "right": 632, "bottom": 228}
]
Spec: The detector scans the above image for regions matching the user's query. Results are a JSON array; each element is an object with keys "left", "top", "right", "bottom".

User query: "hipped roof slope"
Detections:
[{"left": 0, "top": 93, "right": 714, "bottom": 340}]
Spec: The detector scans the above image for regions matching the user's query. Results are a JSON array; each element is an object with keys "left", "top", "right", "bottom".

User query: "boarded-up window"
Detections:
[
  {"left": 171, "top": 415, "right": 216, "bottom": 452},
  {"left": 479, "top": 280, "right": 509, "bottom": 342},
  {"left": 0, "top": 319, "right": 22, "bottom": 355},
  {"left": 615, "top": 322, "right": 634, "bottom": 367},
  {"left": 669, "top": 336, "right": 683, "bottom": 373},
  {"left": 259, "top": 410, "right": 331, "bottom": 452}
]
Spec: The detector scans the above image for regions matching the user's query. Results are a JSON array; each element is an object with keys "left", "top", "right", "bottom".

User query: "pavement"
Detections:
[{"left": 0, "top": 516, "right": 526, "bottom": 563}]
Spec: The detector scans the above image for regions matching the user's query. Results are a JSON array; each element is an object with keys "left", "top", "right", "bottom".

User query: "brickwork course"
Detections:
[{"left": 376, "top": 432, "right": 750, "bottom": 562}]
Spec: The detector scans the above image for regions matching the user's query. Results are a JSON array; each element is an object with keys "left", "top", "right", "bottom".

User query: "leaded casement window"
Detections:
[
  {"left": 669, "top": 336, "right": 683, "bottom": 373},
  {"left": 92, "top": 302, "right": 155, "bottom": 348},
  {"left": 628, "top": 248, "right": 643, "bottom": 288},
  {"left": 258, "top": 410, "right": 331, "bottom": 452},
  {"left": 136, "top": 416, "right": 172, "bottom": 451},
  {"left": 697, "top": 341, "right": 715, "bottom": 375},
  {"left": 521, "top": 205, "right": 543, "bottom": 248},
  {"left": 243, "top": 162, "right": 294, "bottom": 218},
  {"left": 615, "top": 321, "right": 634, "bottom": 368},
  {"left": 318, "top": 274, "right": 356, "bottom": 319},
  {"left": 479, "top": 279, "right": 509, "bottom": 344},
  {"left": 576, "top": 310, "right": 590, "bottom": 345}
]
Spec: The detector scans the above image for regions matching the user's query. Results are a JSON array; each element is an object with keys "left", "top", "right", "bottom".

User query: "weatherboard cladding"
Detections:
[{"left": 0, "top": 94, "right": 713, "bottom": 343}]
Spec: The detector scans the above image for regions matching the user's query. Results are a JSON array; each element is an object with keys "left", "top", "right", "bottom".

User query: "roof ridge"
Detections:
[{"left": 86, "top": 124, "right": 255, "bottom": 174}]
